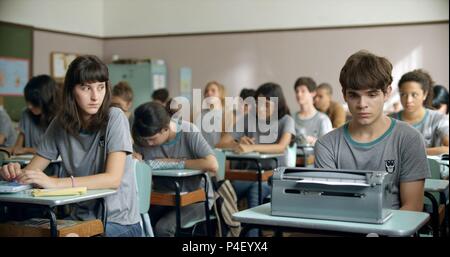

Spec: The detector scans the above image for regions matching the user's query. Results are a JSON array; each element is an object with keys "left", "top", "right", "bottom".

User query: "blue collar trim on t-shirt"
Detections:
[
  {"left": 398, "top": 109, "right": 429, "bottom": 128},
  {"left": 344, "top": 117, "right": 396, "bottom": 147}
]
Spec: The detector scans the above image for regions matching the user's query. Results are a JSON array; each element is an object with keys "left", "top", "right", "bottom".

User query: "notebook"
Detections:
[{"left": 0, "top": 181, "right": 32, "bottom": 193}]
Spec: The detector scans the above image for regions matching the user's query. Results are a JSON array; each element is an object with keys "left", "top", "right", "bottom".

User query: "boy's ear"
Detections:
[{"left": 384, "top": 85, "right": 392, "bottom": 101}]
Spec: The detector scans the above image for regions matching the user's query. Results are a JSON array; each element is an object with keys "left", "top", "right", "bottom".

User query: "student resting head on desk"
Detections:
[
  {"left": 0, "top": 55, "right": 142, "bottom": 237},
  {"left": 390, "top": 69, "right": 449, "bottom": 156},
  {"left": 314, "top": 50, "right": 431, "bottom": 211},
  {"left": 132, "top": 101, "right": 218, "bottom": 237},
  {"left": 218, "top": 82, "right": 296, "bottom": 236},
  {"left": 8, "top": 75, "right": 59, "bottom": 156}
]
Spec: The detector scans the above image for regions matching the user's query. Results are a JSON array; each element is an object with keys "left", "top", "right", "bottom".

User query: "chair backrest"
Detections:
[
  {"left": 427, "top": 158, "right": 442, "bottom": 179},
  {"left": 286, "top": 143, "right": 297, "bottom": 168},
  {"left": 134, "top": 160, "right": 152, "bottom": 214},
  {"left": 214, "top": 149, "right": 226, "bottom": 182},
  {"left": 425, "top": 158, "right": 442, "bottom": 206}
]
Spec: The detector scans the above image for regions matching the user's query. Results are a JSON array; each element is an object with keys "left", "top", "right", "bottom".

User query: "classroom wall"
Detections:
[
  {"left": 0, "top": 0, "right": 103, "bottom": 37},
  {"left": 103, "top": 22, "right": 449, "bottom": 112},
  {"left": 33, "top": 30, "right": 103, "bottom": 76},
  {"left": 0, "top": 0, "right": 448, "bottom": 37},
  {"left": 103, "top": 0, "right": 449, "bottom": 37}
]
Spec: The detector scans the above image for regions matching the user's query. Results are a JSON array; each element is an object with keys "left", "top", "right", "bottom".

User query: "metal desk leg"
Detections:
[
  {"left": 48, "top": 207, "right": 57, "bottom": 237},
  {"left": 100, "top": 198, "right": 107, "bottom": 235},
  {"left": 174, "top": 180, "right": 181, "bottom": 237},
  {"left": 424, "top": 191, "right": 440, "bottom": 237},
  {"left": 201, "top": 174, "right": 212, "bottom": 237},
  {"left": 439, "top": 192, "right": 447, "bottom": 237},
  {"left": 255, "top": 161, "right": 263, "bottom": 205}
]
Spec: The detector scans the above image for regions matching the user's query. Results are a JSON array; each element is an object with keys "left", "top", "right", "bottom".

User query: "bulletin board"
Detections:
[
  {"left": 50, "top": 51, "right": 78, "bottom": 83},
  {"left": 0, "top": 56, "right": 30, "bottom": 96}
]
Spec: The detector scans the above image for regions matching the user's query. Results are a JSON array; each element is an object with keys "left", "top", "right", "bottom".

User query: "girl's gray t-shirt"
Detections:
[
  {"left": 314, "top": 118, "right": 431, "bottom": 209},
  {"left": 392, "top": 109, "right": 449, "bottom": 148},
  {"left": 231, "top": 114, "right": 296, "bottom": 167},
  {"left": 37, "top": 107, "right": 140, "bottom": 225}
]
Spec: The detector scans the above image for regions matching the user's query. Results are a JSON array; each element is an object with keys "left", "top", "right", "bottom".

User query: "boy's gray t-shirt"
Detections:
[
  {"left": 314, "top": 118, "right": 431, "bottom": 209},
  {"left": 19, "top": 109, "right": 47, "bottom": 148},
  {"left": 134, "top": 120, "right": 215, "bottom": 207},
  {"left": 392, "top": 109, "right": 449, "bottom": 148},
  {"left": 37, "top": 107, "right": 140, "bottom": 225},
  {"left": 231, "top": 114, "right": 296, "bottom": 167},
  {"left": 0, "top": 107, "right": 17, "bottom": 147},
  {"left": 294, "top": 111, "right": 332, "bottom": 144}
]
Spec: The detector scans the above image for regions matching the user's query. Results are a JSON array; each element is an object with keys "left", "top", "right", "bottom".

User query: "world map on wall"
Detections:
[{"left": 0, "top": 57, "right": 29, "bottom": 96}]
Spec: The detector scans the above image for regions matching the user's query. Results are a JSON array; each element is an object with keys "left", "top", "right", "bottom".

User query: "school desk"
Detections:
[
  {"left": 221, "top": 151, "right": 284, "bottom": 205},
  {"left": 232, "top": 203, "right": 430, "bottom": 237},
  {"left": 0, "top": 189, "right": 116, "bottom": 237},
  {"left": 151, "top": 169, "right": 212, "bottom": 236}
]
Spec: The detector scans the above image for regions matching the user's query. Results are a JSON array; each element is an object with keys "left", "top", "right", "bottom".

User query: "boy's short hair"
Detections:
[
  {"left": 132, "top": 102, "right": 171, "bottom": 146},
  {"left": 112, "top": 81, "right": 133, "bottom": 102},
  {"left": 339, "top": 50, "right": 393, "bottom": 94},
  {"left": 317, "top": 83, "right": 333, "bottom": 96},
  {"left": 294, "top": 77, "right": 317, "bottom": 92},
  {"left": 152, "top": 88, "right": 169, "bottom": 103}
]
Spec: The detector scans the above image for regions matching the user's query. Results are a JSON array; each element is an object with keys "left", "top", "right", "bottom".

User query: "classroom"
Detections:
[{"left": 0, "top": 0, "right": 448, "bottom": 240}]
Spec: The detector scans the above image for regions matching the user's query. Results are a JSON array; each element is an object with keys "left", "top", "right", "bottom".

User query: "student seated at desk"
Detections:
[
  {"left": 0, "top": 106, "right": 17, "bottom": 148},
  {"left": 218, "top": 83, "right": 295, "bottom": 235},
  {"left": 0, "top": 55, "right": 141, "bottom": 237},
  {"left": 391, "top": 69, "right": 449, "bottom": 156},
  {"left": 314, "top": 50, "right": 430, "bottom": 211},
  {"left": 194, "top": 81, "right": 233, "bottom": 148},
  {"left": 8, "top": 75, "right": 59, "bottom": 156},
  {"left": 293, "top": 77, "right": 332, "bottom": 145},
  {"left": 132, "top": 102, "right": 218, "bottom": 237},
  {"left": 111, "top": 81, "right": 134, "bottom": 120}
]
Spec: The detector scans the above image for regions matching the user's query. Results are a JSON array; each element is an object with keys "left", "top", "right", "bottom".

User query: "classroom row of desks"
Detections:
[{"left": 0, "top": 149, "right": 448, "bottom": 237}]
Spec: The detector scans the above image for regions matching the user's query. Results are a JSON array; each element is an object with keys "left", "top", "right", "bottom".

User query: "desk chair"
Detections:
[
  {"left": 424, "top": 158, "right": 448, "bottom": 237},
  {"left": 286, "top": 143, "right": 297, "bottom": 168},
  {"left": 134, "top": 160, "right": 154, "bottom": 237}
]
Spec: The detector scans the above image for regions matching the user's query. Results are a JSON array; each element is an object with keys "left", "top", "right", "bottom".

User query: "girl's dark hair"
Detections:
[
  {"left": 24, "top": 75, "right": 59, "bottom": 128},
  {"left": 58, "top": 55, "right": 111, "bottom": 136},
  {"left": 239, "top": 88, "right": 256, "bottom": 100},
  {"left": 398, "top": 69, "right": 434, "bottom": 107},
  {"left": 339, "top": 50, "right": 393, "bottom": 94},
  {"left": 132, "top": 102, "right": 171, "bottom": 146},
  {"left": 432, "top": 85, "right": 449, "bottom": 114},
  {"left": 255, "top": 82, "right": 290, "bottom": 119}
]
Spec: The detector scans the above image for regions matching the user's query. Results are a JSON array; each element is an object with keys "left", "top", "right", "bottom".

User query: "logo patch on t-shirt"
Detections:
[
  {"left": 99, "top": 136, "right": 105, "bottom": 148},
  {"left": 385, "top": 160, "right": 396, "bottom": 174}
]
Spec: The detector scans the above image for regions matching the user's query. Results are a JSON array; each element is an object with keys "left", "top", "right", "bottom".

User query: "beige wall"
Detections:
[
  {"left": 33, "top": 30, "right": 103, "bottom": 76},
  {"left": 103, "top": 23, "right": 449, "bottom": 112}
]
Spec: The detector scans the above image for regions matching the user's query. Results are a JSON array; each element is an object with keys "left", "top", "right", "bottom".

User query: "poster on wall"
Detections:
[
  {"left": 180, "top": 67, "right": 192, "bottom": 99},
  {"left": 51, "top": 52, "right": 78, "bottom": 83},
  {"left": 0, "top": 57, "right": 29, "bottom": 96}
]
